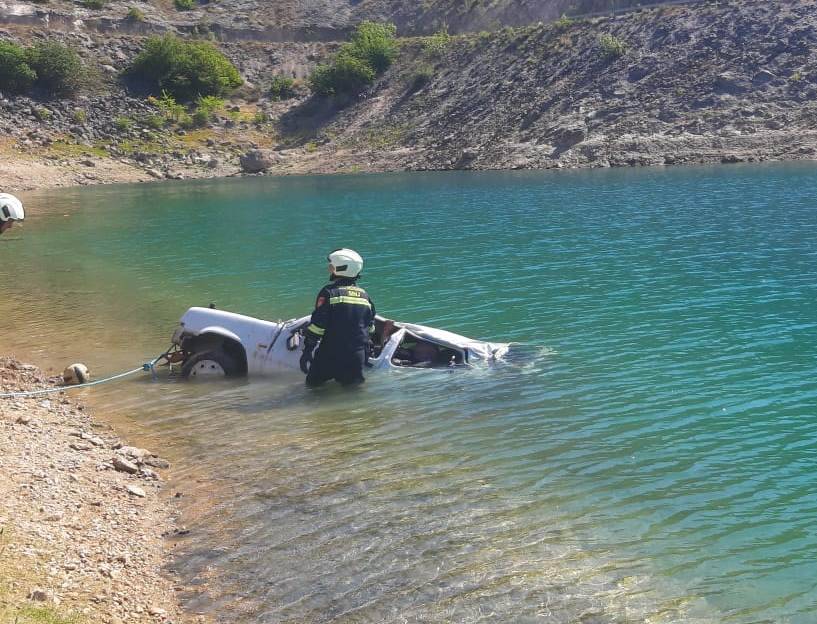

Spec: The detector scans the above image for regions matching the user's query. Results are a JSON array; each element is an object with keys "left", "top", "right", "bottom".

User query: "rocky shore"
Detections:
[{"left": 0, "top": 357, "right": 192, "bottom": 624}]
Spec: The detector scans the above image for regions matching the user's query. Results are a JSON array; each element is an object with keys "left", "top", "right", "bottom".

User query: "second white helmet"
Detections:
[
  {"left": 328, "top": 248, "right": 363, "bottom": 278},
  {"left": 0, "top": 193, "right": 24, "bottom": 222}
]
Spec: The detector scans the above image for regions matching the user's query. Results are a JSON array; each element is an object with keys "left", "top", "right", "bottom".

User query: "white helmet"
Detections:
[
  {"left": 328, "top": 248, "right": 363, "bottom": 278},
  {"left": 0, "top": 193, "right": 24, "bottom": 222}
]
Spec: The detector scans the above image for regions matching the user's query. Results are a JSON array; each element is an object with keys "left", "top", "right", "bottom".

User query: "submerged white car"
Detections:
[{"left": 167, "top": 307, "right": 511, "bottom": 379}]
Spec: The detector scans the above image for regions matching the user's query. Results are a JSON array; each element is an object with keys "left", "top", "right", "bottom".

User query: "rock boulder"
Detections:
[{"left": 240, "top": 149, "right": 278, "bottom": 173}]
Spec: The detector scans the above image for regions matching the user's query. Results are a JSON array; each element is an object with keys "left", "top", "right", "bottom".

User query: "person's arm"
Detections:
[
  {"left": 301, "top": 288, "right": 330, "bottom": 373},
  {"left": 367, "top": 296, "right": 376, "bottom": 339},
  {"left": 306, "top": 288, "right": 330, "bottom": 342}
]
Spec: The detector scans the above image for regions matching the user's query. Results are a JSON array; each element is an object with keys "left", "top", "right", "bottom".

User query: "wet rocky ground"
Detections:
[{"left": 0, "top": 357, "right": 195, "bottom": 623}]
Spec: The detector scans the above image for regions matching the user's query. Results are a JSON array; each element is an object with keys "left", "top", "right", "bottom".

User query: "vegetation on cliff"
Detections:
[
  {"left": 309, "top": 21, "right": 398, "bottom": 96},
  {"left": 0, "top": 41, "right": 84, "bottom": 98},
  {"left": 125, "top": 34, "right": 243, "bottom": 101}
]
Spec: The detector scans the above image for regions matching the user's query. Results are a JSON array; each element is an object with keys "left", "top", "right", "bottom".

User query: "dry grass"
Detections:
[{"left": 43, "top": 140, "right": 108, "bottom": 159}]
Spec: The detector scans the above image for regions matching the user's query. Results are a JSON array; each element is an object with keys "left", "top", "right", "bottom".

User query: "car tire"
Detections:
[{"left": 181, "top": 349, "right": 240, "bottom": 379}]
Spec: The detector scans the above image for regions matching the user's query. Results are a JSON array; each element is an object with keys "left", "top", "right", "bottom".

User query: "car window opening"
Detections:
[
  {"left": 391, "top": 334, "right": 463, "bottom": 368},
  {"left": 371, "top": 318, "right": 399, "bottom": 358}
]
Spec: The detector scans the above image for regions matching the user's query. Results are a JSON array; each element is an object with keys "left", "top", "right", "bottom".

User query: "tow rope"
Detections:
[{"left": 0, "top": 351, "right": 168, "bottom": 399}]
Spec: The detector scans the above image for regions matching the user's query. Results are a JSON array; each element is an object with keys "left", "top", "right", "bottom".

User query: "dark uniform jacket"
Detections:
[{"left": 305, "top": 278, "right": 376, "bottom": 353}]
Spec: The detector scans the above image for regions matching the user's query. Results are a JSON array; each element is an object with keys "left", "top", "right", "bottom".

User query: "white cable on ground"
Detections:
[{"left": 0, "top": 352, "right": 168, "bottom": 399}]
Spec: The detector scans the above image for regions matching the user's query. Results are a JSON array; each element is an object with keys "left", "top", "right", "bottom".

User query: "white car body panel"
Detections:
[{"left": 174, "top": 307, "right": 509, "bottom": 376}]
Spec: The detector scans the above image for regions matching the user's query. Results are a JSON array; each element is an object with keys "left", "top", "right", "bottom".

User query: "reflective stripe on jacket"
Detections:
[{"left": 306, "top": 278, "right": 375, "bottom": 352}]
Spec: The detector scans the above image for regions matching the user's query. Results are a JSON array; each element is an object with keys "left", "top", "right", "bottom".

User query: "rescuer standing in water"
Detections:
[{"left": 300, "top": 248, "right": 376, "bottom": 386}]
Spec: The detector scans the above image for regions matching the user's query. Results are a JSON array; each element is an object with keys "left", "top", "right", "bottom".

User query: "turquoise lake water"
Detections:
[{"left": 2, "top": 164, "right": 817, "bottom": 622}]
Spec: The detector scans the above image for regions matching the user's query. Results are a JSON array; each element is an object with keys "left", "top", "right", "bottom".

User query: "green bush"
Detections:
[
  {"left": 191, "top": 108, "right": 209, "bottom": 127},
  {"left": 82, "top": 0, "right": 105, "bottom": 8},
  {"left": 174, "top": 0, "right": 194, "bottom": 10},
  {"left": 142, "top": 113, "right": 165, "bottom": 129},
  {"left": 114, "top": 116, "right": 133, "bottom": 131},
  {"left": 348, "top": 21, "right": 398, "bottom": 73},
  {"left": 195, "top": 94, "right": 223, "bottom": 116},
  {"left": 26, "top": 41, "right": 84, "bottom": 96},
  {"left": 269, "top": 75, "right": 296, "bottom": 100},
  {"left": 151, "top": 91, "right": 186, "bottom": 122},
  {"left": 191, "top": 94, "right": 222, "bottom": 126},
  {"left": 423, "top": 28, "right": 451, "bottom": 55},
  {"left": 0, "top": 39, "right": 85, "bottom": 97},
  {"left": 0, "top": 41, "right": 37, "bottom": 94},
  {"left": 126, "top": 35, "right": 242, "bottom": 101},
  {"left": 599, "top": 34, "right": 627, "bottom": 59},
  {"left": 309, "top": 52, "right": 375, "bottom": 96},
  {"left": 178, "top": 111, "right": 194, "bottom": 128},
  {"left": 308, "top": 21, "right": 396, "bottom": 97},
  {"left": 126, "top": 6, "right": 145, "bottom": 20},
  {"left": 71, "top": 109, "right": 87, "bottom": 123},
  {"left": 408, "top": 64, "right": 433, "bottom": 92},
  {"left": 553, "top": 14, "right": 574, "bottom": 30}
]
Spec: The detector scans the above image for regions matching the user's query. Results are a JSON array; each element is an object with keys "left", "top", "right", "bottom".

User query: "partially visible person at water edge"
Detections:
[
  {"left": 0, "top": 193, "right": 24, "bottom": 236},
  {"left": 300, "top": 248, "right": 376, "bottom": 387}
]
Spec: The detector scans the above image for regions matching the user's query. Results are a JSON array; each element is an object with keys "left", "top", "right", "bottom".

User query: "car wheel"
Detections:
[{"left": 181, "top": 349, "right": 240, "bottom": 379}]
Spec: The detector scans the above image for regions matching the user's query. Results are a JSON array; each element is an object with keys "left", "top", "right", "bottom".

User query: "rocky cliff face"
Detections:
[
  {"left": 350, "top": 0, "right": 673, "bottom": 35},
  {"left": 0, "top": 0, "right": 673, "bottom": 39},
  {"left": 1, "top": 0, "right": 815, "bottom": 188},
  {"left": 293, "top": 0, "right": 817, "bottom": 172}
]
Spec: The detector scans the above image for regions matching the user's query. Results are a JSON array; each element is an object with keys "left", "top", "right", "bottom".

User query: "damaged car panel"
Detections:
[{"left": 169, "top": 307, "right": 510, "bottom": 379}]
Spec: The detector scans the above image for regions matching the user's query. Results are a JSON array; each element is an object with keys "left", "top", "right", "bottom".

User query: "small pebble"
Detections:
[{"left": 127, "top": 485, "right": 146, "bottom": 498}]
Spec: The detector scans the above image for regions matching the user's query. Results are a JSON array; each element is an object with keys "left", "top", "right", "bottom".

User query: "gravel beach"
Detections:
[{"left": 0, "top": 357, "right": 193, "bottom": 624}]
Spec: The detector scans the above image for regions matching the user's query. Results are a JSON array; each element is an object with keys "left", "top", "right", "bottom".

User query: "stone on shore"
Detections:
[
  {"left": 117, "top": 445, "right": 152, "bottom": 459},
  {"left": 240, "top": 149, "right": 279, "bottom": 173},
  {"left": 113, "top": 456, "right": 139, "bottom": 474},
  {"left": 143, "top": 456, "right": 171, "bottom": 469},
  {"left": 127, "top": 484, "right": 147, "bottom": 498},
  {"left": 28, "top": 588, "right": 55, "bottom": 603}
]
